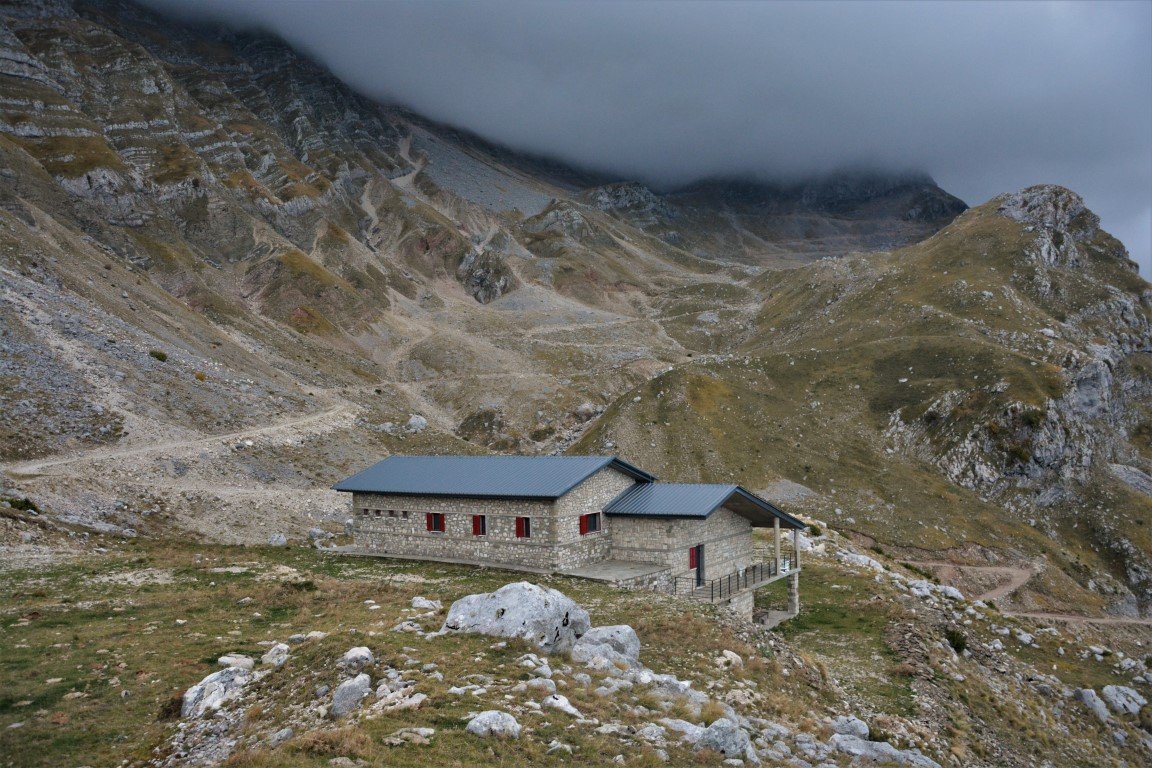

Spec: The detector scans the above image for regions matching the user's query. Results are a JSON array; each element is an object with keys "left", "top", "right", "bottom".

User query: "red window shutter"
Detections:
[
  {"left": 689, "top": 547, "right": 697, "bottom": 569},
  {"left": 579, "top": 515, "right": 588, "bottom": 535},
  {"left": 472, "top": 515, "right": 482, "bottom": 536},
  {"left": 426, "top": 513, "right": 434, "bottom": 532},
  {"left": 515, "top": 517, "right": 525, "bottom": 538}
]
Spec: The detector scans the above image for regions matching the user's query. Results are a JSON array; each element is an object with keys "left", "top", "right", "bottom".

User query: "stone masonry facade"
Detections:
[
  {"left": 609, "top": 505, "right": 754, "bottom": 581},
  {"left": 351, "top": 467, "right": 634, "bottom": 571}
]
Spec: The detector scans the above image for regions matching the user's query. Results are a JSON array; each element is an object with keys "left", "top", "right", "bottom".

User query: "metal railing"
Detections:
[{"left": 673, "top": 556, "right": 795, "bottom": 602}]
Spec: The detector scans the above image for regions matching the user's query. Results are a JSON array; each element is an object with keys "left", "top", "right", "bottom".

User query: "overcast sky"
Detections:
[{"left": 142, "top": 0, "right": 1152, "bottom": 273}]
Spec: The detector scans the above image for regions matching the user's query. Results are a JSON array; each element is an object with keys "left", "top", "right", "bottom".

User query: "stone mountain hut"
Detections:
[{"left": 334, "top": 455, "right": 804, "bottom": 622}]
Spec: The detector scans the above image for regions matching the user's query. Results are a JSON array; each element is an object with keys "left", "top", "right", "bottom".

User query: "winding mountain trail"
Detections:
[
  {"left": 900, "top": 560, "right": 1152, "bottom": 626},
  {"left": 2, "top": 403, "right": 356, "bottom": 477}
]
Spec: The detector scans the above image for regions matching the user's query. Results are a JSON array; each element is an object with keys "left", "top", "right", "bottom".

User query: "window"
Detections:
[
  {"left": 472, "top": 514, "right": 487, "bottom": 536},
  {"left": 402, "top": 511, "right": 409, "bottom": 519},
  {"left": 426, "top": 512, "right": 445, "bottom": 533},
  {"left": 374, "top": 509, "right": 382, "bottom": 517},
  {"left": 515, "top": 516, "right": 532, "bottom": 539},
  {"left": 578, "top": 513, "right": 601, "bottom": 535},
  {"left": 360, "top": 508, "right": 370, "bottom": 517},
  {"left": 388, "top": 510, "right": 397, "bottom": 518}
]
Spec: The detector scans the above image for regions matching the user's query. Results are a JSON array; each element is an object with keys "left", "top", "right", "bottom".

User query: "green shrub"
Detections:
[
  {"left": 945, "top": 627, "right": 967, "bottom": 654},
  {"left": 148, "top": 349, "right": 168, "bottom": 362},
  {"left": 808, "top": 524, "right": 823, "bottom": 537},
  {"left": 4, "top": 496, "right": 40, "bottom": 513},
  {"left": 1020, "top": 408, "right": 1045, "bottom": 428}
]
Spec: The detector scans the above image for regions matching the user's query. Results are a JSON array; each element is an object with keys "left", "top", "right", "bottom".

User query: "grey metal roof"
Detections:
[
  {"left": 333, "top": 455, "right": 654, "bottom": 498},
  {"left": 604, "top": 483, "right": 805, "bottom": 529}
]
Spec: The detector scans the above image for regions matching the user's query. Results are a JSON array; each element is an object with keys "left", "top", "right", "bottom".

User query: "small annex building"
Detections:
[{"left": 334, "top": 455, "right": 805, "bottom": 622}]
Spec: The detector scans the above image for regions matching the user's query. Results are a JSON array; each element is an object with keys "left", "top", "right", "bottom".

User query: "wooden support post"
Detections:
[
  {"left": 792, "top": 527, "right": 800, "bottom": 570},
  {"left": 774, "top": 517, "right": 781, "bottom": 572}
]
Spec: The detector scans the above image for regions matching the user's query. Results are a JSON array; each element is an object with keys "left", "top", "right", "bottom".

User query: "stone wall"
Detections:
[
  {"left": 553, "top": 467, "right": 635, "bottom": 569},
  {"left": 349, "top": 467, "right": 635, "bottom": 571},
  {"left": 607, "top": 505, "right": 754, "bottom": 582}
]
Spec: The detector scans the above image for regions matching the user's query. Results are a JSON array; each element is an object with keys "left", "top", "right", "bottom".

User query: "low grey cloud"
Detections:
[{"left": 141, "top": 0, "right": 1152, "bottom": 272}]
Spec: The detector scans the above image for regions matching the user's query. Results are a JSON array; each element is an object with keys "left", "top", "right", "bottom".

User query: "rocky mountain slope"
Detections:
[
  {"left": 0, "top": 1, "right": 1151, "bottom": 763},
  {"left": 0, "top": 0, "right": 966, "bottom": 534}
]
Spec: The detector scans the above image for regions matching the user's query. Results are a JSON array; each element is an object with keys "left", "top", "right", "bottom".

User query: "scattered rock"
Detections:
[
  {"left": 267, "top": 533, "right": 287, "bottom": 547},
  {"left": 340, "top": 647, "right": 374, "bottom": 669},
  {"left": 261, "top": 643, "right": 290, "bottom": 668},
  {"left": 828, "top": 734, "right": 941, "bottom": 767},
  {"left": 660, "top": 717, "right": 705, "bottom": 744},
  {"left": 181, "top": 667, "right": 251, "bottom": 719},
  {"left": 831, "top": 715, "right": 869, "bottom": 739},
  {"left": 465, "top": 710, "right": 521, "bottom": 739},
  {"left": 1101, "top": 685, "right": 1147, "bottom": 716},
  {"left": 440, "top": 582, "right": 590, "bottom": 653},
  {"left": 572, "top": 624, "right": 642, "bottom": 670},
  {"left": 542, "top": 693, "right": 583, "bottom": 717},
  {"left": 217, "top": 653, "right": 254, "bottom": 671},
  {"left": 411, "top": 596, "right": 442, "bottom": 611},
  {"left": 268, "top": 727, "right": 293, "bottom": 747},
  {"left": 697, "top": 718, "right": 757, "bottom": 764},
  {"left": 1076, "top": 688, "right": 1111, "bottom": 722},
  {"left": 331, "top": 673, "right": 372, "bottom": 719},
  {"left": 383, "top": 726, "right": 435, "bottom": 746}
]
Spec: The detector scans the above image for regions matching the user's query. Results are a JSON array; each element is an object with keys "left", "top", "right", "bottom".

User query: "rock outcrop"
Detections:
[
  {"left": 439, "top": 581, "right": 591, "bottom": 653},
  {"left": 181, "top": 667, "right": 252, "bottom": 719},
  {"left": 465, "top": 710, "right": 522, "bottom": 739}
]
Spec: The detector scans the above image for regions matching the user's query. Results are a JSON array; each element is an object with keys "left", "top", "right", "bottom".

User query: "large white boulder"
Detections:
[
  {"left": 440, "top": 582, "right": 591, "bottom": 654},
  {"left": 181, "top": 667, "right": 251, "bottom": 719},
  {"left": 466, "top": 710, "right": 521, "bottom": 738},
  {"left": 571, "top": 625, "right": 642, "bottom": 670},
  {"left": 1101, "top": 685, "right": 1147, "bottom": 716}
]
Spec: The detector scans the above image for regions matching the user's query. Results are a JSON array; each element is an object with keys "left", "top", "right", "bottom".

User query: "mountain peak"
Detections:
[{"left": 994, "top": 184, "right": 1134, "bottom": 270}]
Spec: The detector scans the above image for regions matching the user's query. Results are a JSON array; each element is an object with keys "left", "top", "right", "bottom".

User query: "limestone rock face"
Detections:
[
  {"left": 831, "top": 715, "right": 869, "bottom": 739},
  {"left": 330, "top": 673, "right": 372, "bottom": 719},
  {"left": 181, "top": 667, "right": 251, "bottom": 719},
  {"left": 1101, "top": 685, "right": 1147, "bottom": 716},
  {"left": 440, "top": 582, "right": 590, "bottom": 654},
  {"left": 465, "top": 710, "right": 521, "bottom": 738},
  {"left": 571, "top": 624, "right": 642, "bottom": 670},
  {"left": 828, "top": 734, "right": 941, "bottom": 767},
  {"left": 996, "top": 185, "right": 1099, "bottom": 268},
  {"left": 1075, "top": 688, "right": 1111, "bottom": 722}
]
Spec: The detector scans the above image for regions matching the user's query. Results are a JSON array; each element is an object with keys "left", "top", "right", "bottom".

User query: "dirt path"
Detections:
[
  {"left": 3, "top": 403, "right": 355, "bottom": 477},
  {"left": 1004, "top": 611, "right": 1152, "bottom": 626},
  {"left": 899, "top": 559, "right": 1152, "bottom": 627}
]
